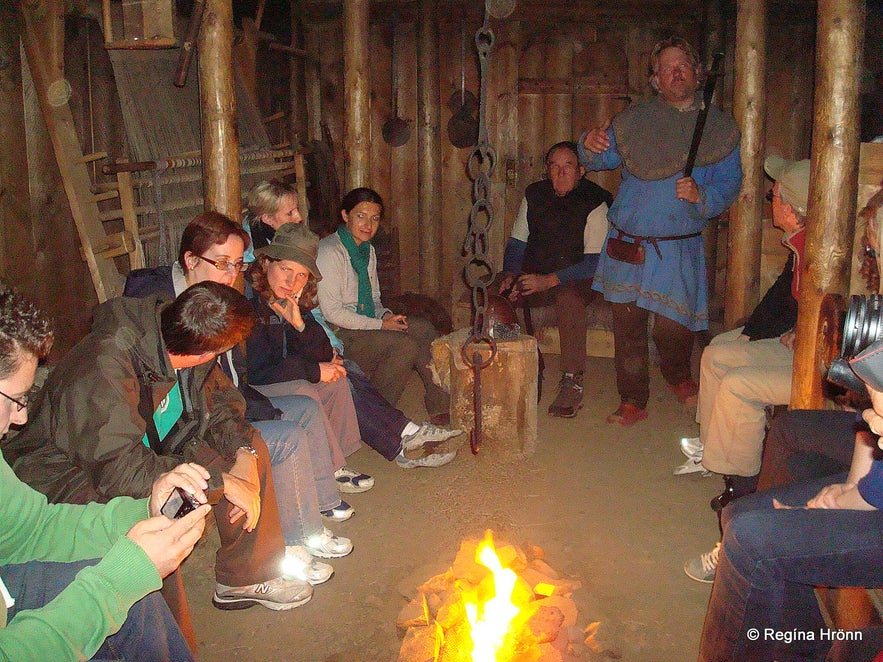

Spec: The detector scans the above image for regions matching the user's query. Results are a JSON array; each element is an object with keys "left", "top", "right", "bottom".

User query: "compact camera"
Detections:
[
  {"left": 160, "top": 486, "right": 201, "bottom": 519},
  {"left": 826, "top": 294, "right": 883, "bottom": 394}
]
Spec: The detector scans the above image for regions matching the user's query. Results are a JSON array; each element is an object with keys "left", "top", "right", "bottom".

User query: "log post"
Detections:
[
  {"left": 198, "top": 0, "right": 241, "bottom": 221},
  {"left": 0, "top": 3, "right": 32, "bottom": 285},
  {"left": 791, "top": 0, "right": 864, "bottom": 409},
  {"left": 725, "top": 0, "right": 766, "bottom": 330},
  {"left": 343, "top": 0, "right": 370, "bottom": 190},
  {"left": 289, "top": 8, "right": 308, "bottom": 149},
  {"left": 703, "top": 0, "right": 726, "bottom": 311},
  {"left": 417, "top": 0, "right": 441, "bottom": 297}
]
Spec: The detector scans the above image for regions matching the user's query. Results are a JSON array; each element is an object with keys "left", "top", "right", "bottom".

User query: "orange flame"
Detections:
[{"left": 464, "top": 531, "right": 524, "bottom": 661}]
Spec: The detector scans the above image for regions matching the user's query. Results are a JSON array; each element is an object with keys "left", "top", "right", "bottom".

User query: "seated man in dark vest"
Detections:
[{"left": 500, "top": 140, "right": 613, "bottom": 418}]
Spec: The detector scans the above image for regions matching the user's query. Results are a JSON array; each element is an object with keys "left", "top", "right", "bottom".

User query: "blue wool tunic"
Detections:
[{"left": 578, "top": 129, "right": 742, "bottom": 331}]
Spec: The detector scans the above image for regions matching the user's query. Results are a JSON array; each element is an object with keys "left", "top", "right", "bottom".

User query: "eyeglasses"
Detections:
[
  {"left": 196, "top": 255, "right": 246, "bottom": 273},
  {"left": 0, "top": 389, "right": 29, "bottom": 412}
]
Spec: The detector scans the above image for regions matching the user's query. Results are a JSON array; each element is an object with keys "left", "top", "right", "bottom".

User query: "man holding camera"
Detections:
[
  {"left": 5, "top": 282, "right": 313, "bottom": 614},
  {"left": 500, "top": 140, "right": 612, "bottom": 418},
  {"left": 0, "top": 282, "right": 207, "bottom": 660}
]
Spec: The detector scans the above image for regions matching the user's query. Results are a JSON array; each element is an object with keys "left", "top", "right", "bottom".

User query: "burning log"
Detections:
[{"left": 397, "top": 531, "right": 597, "bottom": 662}]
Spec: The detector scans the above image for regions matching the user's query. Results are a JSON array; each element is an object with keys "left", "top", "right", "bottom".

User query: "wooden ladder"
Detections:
[{"left": 20, "top": 2, "right": 162, "bottom": 302}]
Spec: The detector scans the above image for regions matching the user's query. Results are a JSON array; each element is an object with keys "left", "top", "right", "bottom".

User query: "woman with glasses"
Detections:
[{"left": 125, "top": 211, "right": 354, "bottom": 582}]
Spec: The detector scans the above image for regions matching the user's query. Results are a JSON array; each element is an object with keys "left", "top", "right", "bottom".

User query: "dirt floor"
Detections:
[{"left": 183, "top": 351, "right": 723, "bottom": 661}]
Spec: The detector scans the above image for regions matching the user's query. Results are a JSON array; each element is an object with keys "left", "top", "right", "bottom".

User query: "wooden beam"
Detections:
[
  {"left": 343, "top": 0, "right": 370, "bottom": 189},
  {"left": 791, "top": 0, "right": 864, "bottom": 409},
  {"left": 725, "top": 0, "right": 766, "bottom": 329},
  {"left": 199, "top": 0, "right": 241, "bottom": 221},
  {"left": 417, "top": 0, "right": 441, "bottom": 297}
]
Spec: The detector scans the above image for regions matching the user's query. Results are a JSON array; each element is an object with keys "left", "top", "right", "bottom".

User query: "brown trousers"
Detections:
[{"left": 611, "top": 302, "right": 694, "bottom": 409}]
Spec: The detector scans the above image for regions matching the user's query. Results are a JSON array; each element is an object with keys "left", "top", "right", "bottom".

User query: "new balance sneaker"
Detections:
[
  {"left": 284, "top": 545, "right": 334, "bottom": 585},
  {"left": 213, "top": 576, "right": 313, "bottom": 611},
  {"left": 673, "top": 456, "right": 711, "bottom": 476},
  {"left": 684, "top": 542, "right": 721, "bottom": 583},
  {"left": 334, "top": 466, "right": 375, "bottom": 493},
  {"left": 320, "top": 499, "right": 354, "bottom": 522},
  {"left": 680, "top": 436, "right": 703, "bottom": 458},
  {"left": 401, "top": 422, "right": 464, "bottom": 452},
  {"left": 395, "top": 449, "right": 457, "bottom": 469},
  {"left": 548, "top": 372, "right": 584, "bottom": 418},
  {"left": 304, "top": 527, "right": 353, "bottom": 559}
]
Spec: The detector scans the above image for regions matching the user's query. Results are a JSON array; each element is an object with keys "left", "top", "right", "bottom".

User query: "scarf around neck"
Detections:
[{"left": 337, "top": 225, "right": 375, "bottom": 317}]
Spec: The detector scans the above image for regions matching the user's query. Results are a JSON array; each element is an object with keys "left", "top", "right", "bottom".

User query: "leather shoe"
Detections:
[
  {"left": 669, "top": 379, "right": 699, "bottom": 407},
  {"left": 606, "top": 403, "right": 648, "bottom": 426}
]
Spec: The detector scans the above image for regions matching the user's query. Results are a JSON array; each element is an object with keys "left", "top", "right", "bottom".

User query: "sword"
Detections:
[{"left": 684, "top": 52, "right": 725, "bottom": 178}]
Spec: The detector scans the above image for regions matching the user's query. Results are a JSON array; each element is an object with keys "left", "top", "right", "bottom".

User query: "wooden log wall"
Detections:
[{"left": 300, "top": 5, "right": 711, "bottom": 308}]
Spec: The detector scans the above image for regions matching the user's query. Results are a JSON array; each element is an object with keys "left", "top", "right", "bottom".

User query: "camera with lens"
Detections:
[{"left": 827, "top": 294, "right": 883, "bottom": 395}]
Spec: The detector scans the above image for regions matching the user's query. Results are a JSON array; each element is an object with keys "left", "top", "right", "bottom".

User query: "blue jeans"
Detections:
[
  {"left": 699, "top": 474, "right": 883, "bottom": 661},
  {"left": 344, "top": 359, "right": 407, "bottom": 461},
  {"left": 1, "top": 559, "right": 193, "bottom": 661},
  {"left": 264, "top": 394, "right": 338, "bottom": 511},
  {"left": 253, "top": 402, "right": 326, "bottom": 546}
]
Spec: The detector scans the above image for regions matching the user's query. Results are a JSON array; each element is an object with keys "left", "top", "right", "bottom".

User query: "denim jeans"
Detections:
[
  {"left": 757, "top": 409, "right": 859, "bottom": 492},
  {"left": 699, "top": 474, "right": 883, "bottom": 661},
  {"left": 265, "top": 394, "right": 338, "bottom": 511},
  {"left": 1, "top": 559, "right": 194, "bottom": 661},
  {"left": 344, "top": 359, "right": 407, "bottom": 461},
  {"left": 253, "top": 417, "right": 323, "bottom": 546}
]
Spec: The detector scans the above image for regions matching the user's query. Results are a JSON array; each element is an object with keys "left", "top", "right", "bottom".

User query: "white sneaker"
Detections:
[
  {"left": 333, "top": 467, "right": 374, "bottom": 493},
  {"left": 395, "top": 449, "right": 457, "bottom": 469},
  {"left": 401, "top": 422, "right": 464, "bottom": 452},
  {"left": 673, "top": 456, "right": 710, "bottom": 476},
  {"left": 304, "top": 527, "right": 353, "bottom": 559},
  {"left": 684, "top": 542, "right": 721, "bottom": 583},
  {"left": 212, "top": 576, "right": 312, "bottom": 611},
  {"left": 680, "top": 436, "right": 703, "bottom": 458},
  {"left": 284, "top": 545, "right": 334, "bottom": 585}
]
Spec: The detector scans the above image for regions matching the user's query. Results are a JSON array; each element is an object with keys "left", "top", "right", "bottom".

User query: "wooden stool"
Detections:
[{"left": 431, "top": 329, "right": 538, "bottom": 459}]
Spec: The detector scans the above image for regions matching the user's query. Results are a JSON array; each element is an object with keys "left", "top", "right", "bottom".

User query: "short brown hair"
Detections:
[
  {"left": 0, "top": 283, "right": 53, "bottom": 378},
  {"left": 160, "top": 282, "right": 256, "bottom": 356}
]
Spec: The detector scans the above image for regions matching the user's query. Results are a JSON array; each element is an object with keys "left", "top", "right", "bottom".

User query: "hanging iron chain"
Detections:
[{"left": 461, "top": 14, "right": 497, "bottom": 454}]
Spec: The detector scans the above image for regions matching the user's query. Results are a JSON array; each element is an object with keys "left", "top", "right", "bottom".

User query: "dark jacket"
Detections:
[
  {"left": 742, "top": 228, "right": 806, "bottom": 341},
  {"left": 6, "top": 295, "right": 253, "bottom": 504},
  {"left": 124, "top": 266, "right": 281, "bottom": 422},
  {"left": 245, "top": 285, "right": 334, "bottom": 386}
]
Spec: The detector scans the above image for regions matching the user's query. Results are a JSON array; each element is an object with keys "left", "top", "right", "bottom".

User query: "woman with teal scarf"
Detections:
[{"left": 316, "top": 188, "right": 451, "bottom": 424}]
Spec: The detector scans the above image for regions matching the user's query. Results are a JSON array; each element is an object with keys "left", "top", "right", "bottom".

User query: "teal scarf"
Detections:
[{"left": 337, "top": 225, "right": 375, "bottom": 318}]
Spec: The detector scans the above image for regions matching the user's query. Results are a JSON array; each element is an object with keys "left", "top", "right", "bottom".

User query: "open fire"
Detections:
[{"left": 397, "top": 531, "right": 602, "bottom": 661}]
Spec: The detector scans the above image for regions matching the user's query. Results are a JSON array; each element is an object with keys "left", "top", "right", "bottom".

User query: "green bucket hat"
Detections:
[{"left": 253, "top": 223, "right": 322, "bottom": 281}]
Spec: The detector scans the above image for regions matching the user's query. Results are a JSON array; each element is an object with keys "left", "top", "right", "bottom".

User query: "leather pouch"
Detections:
[{"left": 606, "top": 235, "right": 645, "bottom": 265}]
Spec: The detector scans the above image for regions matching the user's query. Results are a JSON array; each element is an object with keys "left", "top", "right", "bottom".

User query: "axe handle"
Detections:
[{"left": 684, "top": 52, "right": 724, "bottom": 178}]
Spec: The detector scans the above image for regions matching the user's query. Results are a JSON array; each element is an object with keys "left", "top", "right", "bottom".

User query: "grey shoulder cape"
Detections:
[{"left": 611, "top": 94, "right": 740, "bottom": 181}]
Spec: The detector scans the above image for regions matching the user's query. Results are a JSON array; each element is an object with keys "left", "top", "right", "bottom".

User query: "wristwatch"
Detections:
[{"left": 237, "top": 445, "right": 258, "bottom": 458}]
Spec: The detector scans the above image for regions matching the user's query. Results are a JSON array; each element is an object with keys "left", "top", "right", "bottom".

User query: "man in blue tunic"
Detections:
[{"left": 579, "top": 36, "right": 742, "bottom": 426}]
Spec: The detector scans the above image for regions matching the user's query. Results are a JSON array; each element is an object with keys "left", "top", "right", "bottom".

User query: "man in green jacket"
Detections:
[
  {"left": 6, "top": 282, "right": 312, "bottom": 611},
  {"left": 0, "top": 282, "right": 210, "bottom": 660}
]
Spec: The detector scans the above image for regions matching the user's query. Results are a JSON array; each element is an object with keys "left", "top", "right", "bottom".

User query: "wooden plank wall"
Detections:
[{"left": 299, "top": 10, "right": 724, "bottom": 311}]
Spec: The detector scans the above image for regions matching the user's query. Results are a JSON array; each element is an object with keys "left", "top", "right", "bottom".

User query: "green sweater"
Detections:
[{"left": 0, "top": 451, "right": 160, "bottom": 661}]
